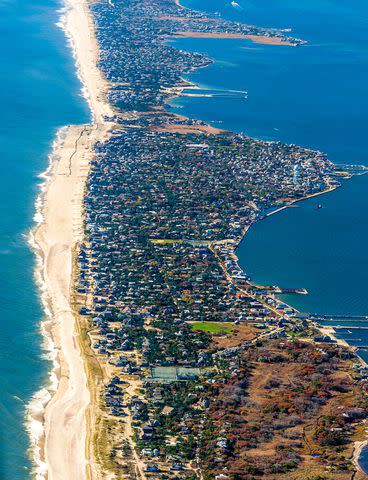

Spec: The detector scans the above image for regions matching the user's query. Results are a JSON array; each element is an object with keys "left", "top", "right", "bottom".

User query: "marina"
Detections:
[
  {"left": 311, "top": 314, "right": 368, "bottom": 320},
  {"left": 69, "top": 0, "right": 368, "bottom": 477}
]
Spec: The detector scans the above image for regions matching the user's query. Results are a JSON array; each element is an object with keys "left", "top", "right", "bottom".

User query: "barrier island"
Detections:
[{"left": 36, "top": 0, "right": 368, "bottom": 478}]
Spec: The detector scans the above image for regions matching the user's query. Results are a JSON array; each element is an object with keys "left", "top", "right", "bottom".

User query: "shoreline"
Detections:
[
  {"left": 234, "top": 182, "right": 368, "bottom": 472},
  {"left": 234, "top": 183, "right": 368, "bottom": 474},
  {"left": 235, "top": 183, "right": 368, "bottom": 352},
  {"left": 24, "top": 0, "right": 368, "bottom": 477},
  {"left": 169, "top": 2, "right": 368, "bottom": 470},
  {"left": 354, "top": 440, "right": 368, "bottom": 475},
  {"left": 27, "top": 0, "right": 114, "bottom": 477}
]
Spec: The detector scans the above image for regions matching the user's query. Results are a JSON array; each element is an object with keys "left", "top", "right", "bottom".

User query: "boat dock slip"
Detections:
[
  {"left": 330, "top": 326, "right": 368, "bottom": 330},
  {"left": 319, "top": 318, "right": 368, "bottom": 323},
  {"left": 274, "top": 287, "right": 308, "bottom": 295},
  {"left": 310, "top": 314, "right": 368, "bottom": 320}
]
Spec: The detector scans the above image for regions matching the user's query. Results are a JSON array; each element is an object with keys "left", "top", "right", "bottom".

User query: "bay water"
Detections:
[
  {"left": 169, "top": 0, "right": 368, "bottom": 359},
  {"left": 169, "top": 0, "right": 368, "bottom": 468}
]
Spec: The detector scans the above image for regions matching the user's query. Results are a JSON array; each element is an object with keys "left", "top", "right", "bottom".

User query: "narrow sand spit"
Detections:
[{"left": 33, "top": 0, "right": 114, "bottom": 478}]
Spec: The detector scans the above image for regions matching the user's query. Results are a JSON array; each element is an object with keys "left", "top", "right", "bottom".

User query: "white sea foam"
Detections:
[
  {"left": 25, "top": 126, "right": 66, "bottom": 480},
  {"left": 25, "top": 0, "right": 95, "bottom": 476},
  {"left": 55, "top": 1, "right": 94, "bottom": 121}
]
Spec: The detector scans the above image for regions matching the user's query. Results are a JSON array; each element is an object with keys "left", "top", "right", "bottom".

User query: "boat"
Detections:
[{"left": 230, "top": 1, "right": 243, "bottom": 10}]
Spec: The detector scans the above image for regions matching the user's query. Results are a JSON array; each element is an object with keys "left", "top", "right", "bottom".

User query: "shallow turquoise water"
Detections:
[{"left": 0, "top": 0, "right": 89, "bottom": 477}]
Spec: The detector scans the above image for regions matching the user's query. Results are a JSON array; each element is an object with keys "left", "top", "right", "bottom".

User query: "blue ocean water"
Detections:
[
  {"left": 0, "top": 0, "right": 89, "bottom": 477},
  {"left": 170, "top": 0, "right": 368, "bottom": 360}
]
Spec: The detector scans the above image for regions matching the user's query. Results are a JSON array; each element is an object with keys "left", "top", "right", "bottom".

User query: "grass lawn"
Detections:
[
  {"left": 150, "top": 239, "right": 183, "bottom": 245},
  {"left": 190, "top": 321, "right": 234, "bottom": 334}
]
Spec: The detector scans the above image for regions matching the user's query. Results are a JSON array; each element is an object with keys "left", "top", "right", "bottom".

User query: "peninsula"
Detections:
[{"left": 33, "top": 0, "right": 368, "bottom": 478}]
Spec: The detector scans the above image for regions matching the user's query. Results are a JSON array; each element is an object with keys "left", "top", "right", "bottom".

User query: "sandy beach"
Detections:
[
  {"left": 33, "top": 0, "right": 113, "bottom": 478},
  {"left": 353, "top": 439, "right": 368, "bottom": 477},
  {"left": 28, "top": 0, "right": 368, "bottom": 477}
]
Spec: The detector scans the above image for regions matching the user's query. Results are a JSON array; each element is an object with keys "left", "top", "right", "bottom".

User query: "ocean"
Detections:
[{"left": 0, "top": 0, "right": 89, "bottom": 477}]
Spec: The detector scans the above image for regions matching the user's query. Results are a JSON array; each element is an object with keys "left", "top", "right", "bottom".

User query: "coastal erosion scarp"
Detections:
[{"left": 27, "top": 0, "right": 115, "bottom": 477}]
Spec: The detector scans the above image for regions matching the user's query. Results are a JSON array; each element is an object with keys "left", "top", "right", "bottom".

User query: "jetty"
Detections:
[
  {"left": 331, "top": 326, "right": 368, "bottom": 330},
  {"left": 310, "top": 314, "right": 368, "bottom": 320},
  {"left": 274, "top": 287, "right": 308, "bottom": 295}
]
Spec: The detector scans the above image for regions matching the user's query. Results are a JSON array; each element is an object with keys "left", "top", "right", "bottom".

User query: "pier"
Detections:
[
  {"left": 330, "top": 326, "right": 368, "bottom": 330},
  {"left": 310, "top": 314, "right": 368, "bottom": 320},
  {"left": 317, "top": 318, "right": 368, "bottom": 323},
  {"left": 259, "top": 285, "right": 308, "bottom": 295},
  {"left": 275, "top": 287, "right": 308, "bottom": 295}
]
